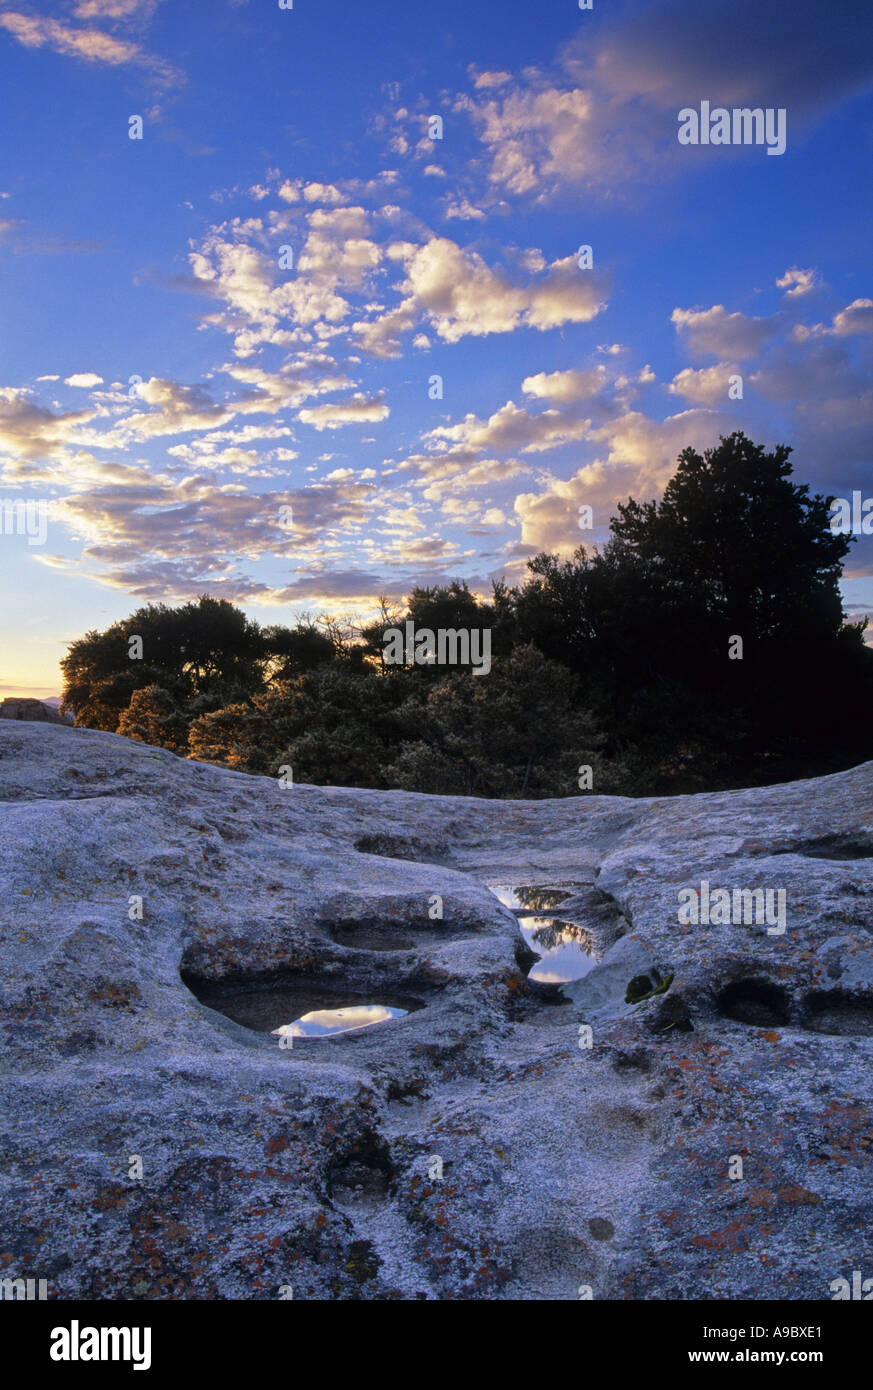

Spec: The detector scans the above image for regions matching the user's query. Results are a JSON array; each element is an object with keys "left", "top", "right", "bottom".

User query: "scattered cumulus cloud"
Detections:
[{"left": 64, "top": 373, "right": 104, "bottom": 389}]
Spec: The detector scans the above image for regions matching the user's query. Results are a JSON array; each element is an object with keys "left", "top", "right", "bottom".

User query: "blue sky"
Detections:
[{"left": 1, "top": 0, "right": 872, "bottom": 696}]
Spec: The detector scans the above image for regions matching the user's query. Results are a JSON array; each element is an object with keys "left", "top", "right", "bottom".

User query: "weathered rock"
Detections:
[
  {"left": 1, "top": 721, "right": 871, "bottom": 1299},
  {"left": 0, "top": 698, "right": 64, "bottom": 723}
]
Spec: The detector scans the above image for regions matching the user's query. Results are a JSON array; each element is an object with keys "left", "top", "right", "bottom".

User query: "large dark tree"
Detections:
[
  {"left": 505, "top": 433, "right": 872, "bottom": 785},
  {"left": 60, "top": 596, "right": 266, "bottom": 731},
  {"left": 609, "top": 432, "right": 849, "bottom": 647}
]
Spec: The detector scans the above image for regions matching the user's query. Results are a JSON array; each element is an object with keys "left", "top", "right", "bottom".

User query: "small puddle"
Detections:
[
  {"left": 492, "top": 884, "right": 597, "bottom": 984},
  {"left": 193, "top": 980, "right": 423, "bottom": 1037}
]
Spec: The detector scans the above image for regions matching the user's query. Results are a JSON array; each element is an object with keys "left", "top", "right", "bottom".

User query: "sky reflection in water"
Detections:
[
  {"left": 492, "top": 884, "right": 597, "bottom": 984},
  {"left": 272, "top": 1004, "right": 408, "bottom": 1038}
]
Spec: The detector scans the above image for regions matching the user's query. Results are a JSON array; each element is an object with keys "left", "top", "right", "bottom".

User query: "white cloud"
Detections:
[
  {"left": 668, "top": 363, "right": 741, "bottom": 404},
  {"left": 0, "top": 9, "right": 179, "bottom": 86},
  {"left": 513, "top": 408, "right": 728, "bottom": 553},
  {"left": 424, "top": 399, "right": 591, "bottom": 456},
  {"left": 455, "top": 2, "right": 873, "bottom": 202},
  {"left": 671, "top": 304, "right": 779, "bottom": 358},
  {"left": 472, "top": 70, "right": 512, "bottom": 90},
  {"left": 777, "top": 266, "right": 818, "bottom": 297},
  {"left": 0, "top": 389, "right": 96, "bottom": 471},
  {"left": 443, "top": 198, "right": 486, "bottom": 221},
  {"left": 522, "top": 367, "right": 608, "bottom": 404},
  {"left": 457, "top": 84, "right": 599, "bottom": 197},
  {"left": 74, "top": 1, "right": 158, "bottom": 17},
  {"left": 297, "top": 396, "right": 389, "bottom": 431},
  {"left": 395, "top": 237, "right": 607, "bottom": 344},
  {"left": 833, "top": 298, "right": 873, "bottom": 336},
  {"left": 64, "top": 373, "right": 104, "bottom": 389}
]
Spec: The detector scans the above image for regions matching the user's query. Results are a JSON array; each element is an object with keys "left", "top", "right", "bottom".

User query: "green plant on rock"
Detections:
[{"left": 625, "top": 972, "right": 674, "bottom": 1004}]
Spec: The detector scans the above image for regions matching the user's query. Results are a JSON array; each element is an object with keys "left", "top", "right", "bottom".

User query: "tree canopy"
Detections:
[{"left": 61, "top": 434, "right": 873, "bottom": 796}]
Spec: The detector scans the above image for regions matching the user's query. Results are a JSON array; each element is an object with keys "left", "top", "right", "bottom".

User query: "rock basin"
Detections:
[{"left": 489, "top": 883, "right": 599, "bottom": 983}]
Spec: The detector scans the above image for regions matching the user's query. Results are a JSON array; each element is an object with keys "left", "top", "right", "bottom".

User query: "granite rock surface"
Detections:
[{"left": 1, "top": 721, "right": 871, "bottom": 1300}]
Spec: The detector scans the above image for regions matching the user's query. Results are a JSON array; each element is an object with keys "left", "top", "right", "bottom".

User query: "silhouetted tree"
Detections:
[{"left": 61, "top": 434, "right": 873, "bottom": 794}]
